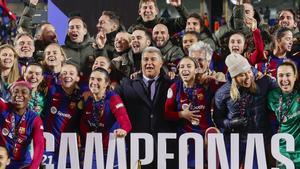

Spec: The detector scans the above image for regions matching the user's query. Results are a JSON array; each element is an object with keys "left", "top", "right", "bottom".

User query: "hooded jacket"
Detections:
[{"left": 62, "top": 33, "right": 95, "bottom": 74}]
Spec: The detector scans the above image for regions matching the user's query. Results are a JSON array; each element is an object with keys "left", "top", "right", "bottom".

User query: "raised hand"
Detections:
[
  {"left": 95, "top": 31, "right": 107, "bottom": 49},
  {"left": 179, "top": 104, "right": 201, "bottom": 122},
  {"left": 245, "top": 16, "right": 257, "bottom": 31},
  {"left": 30, "top": 0, "right": 39, "bottom": 6},
  {"left": 114, "top": 128, "right": 127, "bottom": 137},
  {"left": 168, "top": 0, "right": 181, "bottom": 7}
]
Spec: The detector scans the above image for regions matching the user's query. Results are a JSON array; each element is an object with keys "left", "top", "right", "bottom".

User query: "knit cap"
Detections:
[{"left": 225, "top": 53, "right": 251, "bottom": 77}]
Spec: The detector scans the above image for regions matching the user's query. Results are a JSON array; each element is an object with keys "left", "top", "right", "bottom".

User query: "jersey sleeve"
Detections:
[
  {"left": 0, "top": 98, "right": 8, "bottom": 113},
  {"left": 165, "top": 83, "right": 181, "bottom": 120},
  {"left": 110, "top": 94, "right": 132, "bottom": 133},
  {"left": 248, "top": 28, "right": 265, "bottom": 65},
  {"left": 29, "top": 116, "right": 45, "bottom": 169}
]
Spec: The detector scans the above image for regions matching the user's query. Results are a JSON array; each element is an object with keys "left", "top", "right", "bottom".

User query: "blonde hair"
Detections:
[
  {"left": 0, "top": 44, "right": 20, "bottom": 84},
  {"left": 230, "top": 77, "right": 257, "bottom": 102},
  {"left": 43, "top": 43, "right": 67, "bottom": 65}
]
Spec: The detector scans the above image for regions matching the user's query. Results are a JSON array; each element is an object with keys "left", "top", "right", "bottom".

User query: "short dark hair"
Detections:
[
  {"left": 183, "top": 31, "right": 200, "bottom": 41},
  {"left": 278, "top": 9, "right": 296, "bottom": 22},
  {"left": 63, "top": 61, "right": 80, "bottom": 74},
  {"left": 188, "top": 13, "right": 204, "bottom": 29},
  {"left": 68, "top": 16, "right": 87, "bottom": 29},
  {"left": 275, "top": 27, "right": 293, "bottom": 40},
  {"left": 25, "top": 62, "right": 44, "bottom": 74},
  {"left": 132, "top": 26, "right": 152, "bottom": 41},
  {"left": 102, "top": 11, "right": 120, "bottom": 27},
  {"left": 92, "top": 67, "right": 110, "bottom": 83}
]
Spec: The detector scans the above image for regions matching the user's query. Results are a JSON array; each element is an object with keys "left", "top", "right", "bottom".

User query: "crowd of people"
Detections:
[{"left": 0, "top": 0, "right": 300, "bottom": 168}]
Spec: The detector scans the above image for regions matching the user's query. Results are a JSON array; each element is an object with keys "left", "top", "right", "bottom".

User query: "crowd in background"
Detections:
[{"left": 0, "top": 0, "right": 300, "bottom": 168}]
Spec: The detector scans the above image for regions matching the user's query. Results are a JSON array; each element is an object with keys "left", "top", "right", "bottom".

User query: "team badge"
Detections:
[
  {"left": 19, "top": 127, "right": 26, "bottom": 134},
  {"left": 2, "top": 128, "right": 9, "bottom": 136},
  {"left": 182, "top": 103, "right": 189, "bottom": 110},
  {"left": 167, "top": 88, "right": 173, "bottom": 99},
  {"left": 50, "top": 106, "right": 57, "bottom": 114},
  {"left": 197, "top": 93, "right": 204, "bottom": 101}
]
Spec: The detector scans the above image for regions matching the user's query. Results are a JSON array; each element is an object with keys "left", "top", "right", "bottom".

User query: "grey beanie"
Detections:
[{"left": 225, "top": 53, "right": 251, "bottom": 77}]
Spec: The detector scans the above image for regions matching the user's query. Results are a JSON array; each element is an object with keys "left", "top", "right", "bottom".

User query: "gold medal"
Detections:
[{"left": 282, "top": 116, "right": 287, "bottom": 123}]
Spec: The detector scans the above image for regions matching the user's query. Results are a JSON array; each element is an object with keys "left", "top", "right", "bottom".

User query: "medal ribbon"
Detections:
[
  {"left": 3, "top": 111, "right": 27, "bottom": 159},
  {"left": 278, "top": 91, "right": 295, "bottom": 123},
  {"left": 90, "top": 98, "right": 104, "bottom": 132}
]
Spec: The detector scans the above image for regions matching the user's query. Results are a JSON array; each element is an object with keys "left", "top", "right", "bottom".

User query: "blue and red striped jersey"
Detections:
[
  {"left": 256, "top": 53, "right": 300, "bottom": 78},
  {"left": 79, "top": 91, "right": 131, "bottom": 151},
  {"left": 0, "top": 99, "right": 44, "bottom": 169},
  {"left": 43, "top": 84, "right": 81, "bottom": 149},
  {"left": 165, "top": 80, "right": 215, "bottom": 135}
]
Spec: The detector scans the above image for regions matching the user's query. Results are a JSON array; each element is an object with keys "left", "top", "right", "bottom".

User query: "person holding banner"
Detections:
[
  {"left": 214, "top": 53, "right": 277, "bottom": 168},
  {"left": 79, "top": 68, "right": 131, "bottom": 169},
  {"left": 165, "top": 57, "right": 215, "bottom": 168},
  {"left": 0, "top": 80, "right": 44, "bottom": 169},
  {"left": 268, "top": 60, "right": 300, "bottom": 168}
]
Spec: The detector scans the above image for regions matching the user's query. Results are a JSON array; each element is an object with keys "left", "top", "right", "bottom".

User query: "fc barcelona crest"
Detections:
[
  {"left": 197, "top": 93, "right": 204, "bottom": 101},
  {"left": 19, "top": 127, "right": 26, "bottom": 134},
  {"left": 182, "top": 103, "right": 189, "bottom": 110}
]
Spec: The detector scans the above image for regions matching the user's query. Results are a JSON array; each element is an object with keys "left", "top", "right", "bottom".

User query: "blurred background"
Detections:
[{"left": 1, "top": 0, "right": 300, "bottom": 44}]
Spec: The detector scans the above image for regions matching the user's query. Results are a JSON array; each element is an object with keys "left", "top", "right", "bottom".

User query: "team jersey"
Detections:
[
  {"left": 43, "top": 84, "right": 81, "bottom": 149},
  {"left": 43, "top": 70, "right": 60, "bottom": 86},
  {"left": 79, "top": 91, "right": 131, "bottom": 151},
  {"left": 256, "top": 53, "right": 300, "bottom": 78},
  {"left": 28, "top": 91, "right": 46, "bottom": 116},
  {"left": 0, "top": 98, "right": 44, "bottom": 169},
  {"left": 268, "top": 88, "right": 300, "bottom": 167},
  {"left": 165, "top": 80, "right": 216, "bottom": 135}
]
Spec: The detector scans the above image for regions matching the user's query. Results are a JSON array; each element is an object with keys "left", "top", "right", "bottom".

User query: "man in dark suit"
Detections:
[{"left": 115, "top": 46, "right": 177, "bottom": 169}]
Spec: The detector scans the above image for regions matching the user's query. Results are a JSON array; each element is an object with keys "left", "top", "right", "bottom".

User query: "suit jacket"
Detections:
[
  {"left": 115, "top": 72, "right": 178, "bottom": 169},
  {"left": 115, "top": 72, "right": 176, "bottom": 134}
]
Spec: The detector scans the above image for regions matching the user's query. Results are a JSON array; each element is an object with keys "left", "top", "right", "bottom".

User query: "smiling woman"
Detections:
[
  {"left": 0, "top": 44, "right": 20, "bottom": 86},
  {"left": 0, "top": 80, "right": 44, "bottom": 169},
  {"left": 24, "top": 63, "right": 46, "bottom": 116},
  {"left": 78, "top": 67, "right": 131, "bottom": 169},
  {"left": 165, "top": 57, "right": 216, "bottom": 168},
  {"left": 268, "top": 60, "right": 300, "bottom": 168}
]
